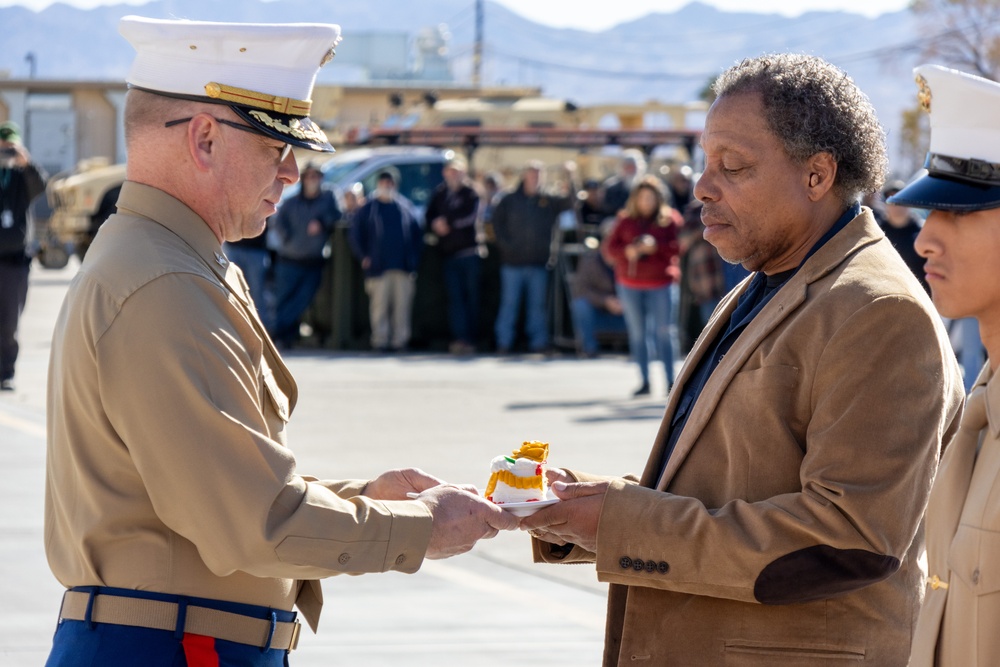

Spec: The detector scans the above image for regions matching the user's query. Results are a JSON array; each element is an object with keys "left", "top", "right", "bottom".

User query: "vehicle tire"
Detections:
[
  {"left": 78, "top": 184, "right": 122, "bottom": 261},
  {"left": 37, "top": 242, "right": 70, "bottom": 270}
]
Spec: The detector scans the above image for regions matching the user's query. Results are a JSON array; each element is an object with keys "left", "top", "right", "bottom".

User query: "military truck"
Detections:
[{"left": 47, "top": 158, "right": 126, "bottom": 260}]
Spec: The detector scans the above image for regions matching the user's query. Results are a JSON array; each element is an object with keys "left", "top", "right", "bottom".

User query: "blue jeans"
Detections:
[
  {"left": 271, "top": 258, "right": 324, "bottom": 345},
  {"left": 956, "top": 317, "right": 985, "bottom": 391},
  {"left": 617, "top": 283, "right": 676, "bottom": 386},
  {"left": 224, "top": 243, "right": 271, "bottom": 329},
  {"left": 495, "top": 265, "right": 549, "bottom": 351},
  {"left": 442, "top": 253, "right": 481, "bottom": 344},
  {"left": 570, "top": 297, "right": 626, "bottom": 355}
]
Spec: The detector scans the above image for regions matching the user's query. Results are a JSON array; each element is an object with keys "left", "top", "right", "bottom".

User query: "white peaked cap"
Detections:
[
  {"left": 922, "top": 64, "right": 1000, "bottom": 163},
  {"left": 889, "top": 64, "right": 1000, "bottom": 211},
  {"left": 119, "top": 15, "right": 342, "bottom": 152}
]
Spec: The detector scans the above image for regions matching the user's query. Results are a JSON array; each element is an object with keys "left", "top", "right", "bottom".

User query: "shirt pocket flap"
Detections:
[
  {"left": 262, "top": 364, "right": 291, "bottom": 423},
  {"left": 948, "top": 524, "right": 1000, "bottom": 595}
]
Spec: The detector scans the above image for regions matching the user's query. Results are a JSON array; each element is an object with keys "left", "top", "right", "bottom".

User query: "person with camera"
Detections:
[
  {"left": 0, "top": 120, "right": 46, "bottom": 392},
  {"left": 600, "top": 175, "right": 681, "bottom": 397}
]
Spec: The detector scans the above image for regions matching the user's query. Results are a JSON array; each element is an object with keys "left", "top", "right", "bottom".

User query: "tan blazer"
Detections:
[
  {"left": 537, "top": 210, "right": 965, "bottom": 665},
  {"left": 45, "top": 182, "right": 433, "bottom": 632},
  {"left": 909, "top": 365, "right": 1000, "bottom": 666}
]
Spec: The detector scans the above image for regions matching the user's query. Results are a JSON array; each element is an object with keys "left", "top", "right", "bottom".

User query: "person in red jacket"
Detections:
[{"left": 601, "top": 175, "right": 681, "bottom": 396}]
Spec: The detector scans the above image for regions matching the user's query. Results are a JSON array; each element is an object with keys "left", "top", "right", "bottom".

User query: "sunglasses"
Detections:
[{"left": 165, "top": 117, "right": 292, "bottom": 163}]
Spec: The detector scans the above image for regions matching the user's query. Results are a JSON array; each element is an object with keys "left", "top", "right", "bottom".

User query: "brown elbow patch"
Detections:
[{"left": 754, "top": 545, "right": 900, "bottom": 605}]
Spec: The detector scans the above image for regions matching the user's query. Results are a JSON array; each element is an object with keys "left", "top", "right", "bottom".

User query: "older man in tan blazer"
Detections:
[
  {"left": 889, "top": 65, "right": 1000, "bottom": 667},
  {"left": 522, "top": 54, "right": 964, "bottom": 666},
  {"left": 44, "top": 17, "right": 515, "bottom": 665}
]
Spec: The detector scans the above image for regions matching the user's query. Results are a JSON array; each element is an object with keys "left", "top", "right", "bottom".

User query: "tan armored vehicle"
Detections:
[{"left": 47, "top": 158, "right": 126, "bottom": 259}]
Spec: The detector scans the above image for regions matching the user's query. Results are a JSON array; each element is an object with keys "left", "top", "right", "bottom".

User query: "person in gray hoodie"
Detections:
[{"left": 269, "top": 162, "right": 342, "bottom": 348}]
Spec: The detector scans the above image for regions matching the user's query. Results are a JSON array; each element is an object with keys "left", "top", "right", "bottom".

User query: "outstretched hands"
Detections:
[
  {"left": 412, "top": 485, "right": 519, "bottom": 559},
  {"left": 362, "top": 468, "right": 517, "bottom": 559}
]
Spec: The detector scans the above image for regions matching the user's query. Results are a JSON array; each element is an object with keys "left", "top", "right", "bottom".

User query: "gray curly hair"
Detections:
[{"left": 712, "top": 54, "right": 888, "bottom": 202}]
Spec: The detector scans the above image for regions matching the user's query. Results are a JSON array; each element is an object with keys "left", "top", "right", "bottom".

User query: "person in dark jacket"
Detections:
[
  {"left": 349, "top": 171, "right": 423, "bottom": 351},
  {"left": 570, "top": 236, "right": 625, "bottom": 358},
  {"left": 491, "top": 161, "right": 574, "bottom": 353},
  {"left": 425, "top": 156, "right": 481, "bottom": 354},
  {"left": 268, "top": 162, "right": 342, "bottom": 347},
  {"left": 880, "top": 179, "right": 928, "bottom": 293},
  {"left": 0, "top": 120, "right": 46, "bottom": 391}
]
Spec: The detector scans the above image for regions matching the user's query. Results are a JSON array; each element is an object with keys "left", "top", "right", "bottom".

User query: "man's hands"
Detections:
[
  {"left": 362, "top": 467, "right": 460, "bottom": 500},
  {"left": 431, "top": 216, "right": 450, "bottom": 236},
  {"left": 363, "top": 468, "right": 517, "bottom": 559},
  {"left": 413, "top": 485, "right": 519, "bottom": 559},
  {"left": 518, "top": 479, "right": 609, "bottom": 553}
]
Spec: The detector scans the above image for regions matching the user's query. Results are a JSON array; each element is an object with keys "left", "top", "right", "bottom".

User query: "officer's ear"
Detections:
[{"left": 186, "top": 113, "right": 220, "bottom": 173}]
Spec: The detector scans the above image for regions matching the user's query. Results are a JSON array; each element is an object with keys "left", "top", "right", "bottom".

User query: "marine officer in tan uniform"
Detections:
[
  {"left": 890, "top": 65, "right": 1000, "bottom": 667},
  {"left": 43, "top": 16, "right": 517, "bottom": 666}
]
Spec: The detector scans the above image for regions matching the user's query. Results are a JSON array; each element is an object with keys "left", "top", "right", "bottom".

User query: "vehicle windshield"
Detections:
[{"left": 321, "top": 158, "right": 367, "bottom": 186}]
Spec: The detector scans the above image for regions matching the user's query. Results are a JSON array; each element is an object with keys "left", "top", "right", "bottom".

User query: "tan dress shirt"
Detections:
[
  {"left": 45, "top": 182, "right": 432, "bottom": 632},
  {"left": 910, "top": 365, "right": 1000, "bottom": 666}
]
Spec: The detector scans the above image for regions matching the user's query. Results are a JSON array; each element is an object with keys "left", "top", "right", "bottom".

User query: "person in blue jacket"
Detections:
[{"left": 349, "top": 171, "right": 423, "bottom": 351}]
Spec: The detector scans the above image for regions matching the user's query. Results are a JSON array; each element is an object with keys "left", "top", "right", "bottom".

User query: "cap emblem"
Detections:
[
  {"left": 320, "top": 47, "right": 336, "bottom": 67},
  {"left": 916, "top": 73, "right": 932, "bottom": 113},
  {"left": 248, "top": 110, "right": 329, "bottom": 144},
  {"left": 204, "top": 81, "right": 311, "bottom": 116}
]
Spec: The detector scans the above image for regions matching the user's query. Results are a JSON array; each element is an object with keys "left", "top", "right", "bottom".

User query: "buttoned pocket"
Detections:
[{"left": 948, "top": 524, "right": 1000, "bottom": 595}]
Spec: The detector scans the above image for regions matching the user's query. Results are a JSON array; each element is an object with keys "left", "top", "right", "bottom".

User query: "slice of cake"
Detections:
[{"left": 485, "top": 441, "right": 549, "bottom": 504}]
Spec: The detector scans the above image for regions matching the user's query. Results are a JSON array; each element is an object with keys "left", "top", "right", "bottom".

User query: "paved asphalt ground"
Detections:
[{"left": 0, "top": 258, "right": 675, "bottom": 666}]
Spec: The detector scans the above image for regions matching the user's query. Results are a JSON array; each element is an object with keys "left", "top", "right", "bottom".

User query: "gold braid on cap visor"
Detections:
[
  {"left": 248, "top": 110, "right": 328, "bottom": 144},
  {"left": 205, "top": 81, "right": 311, "bottom": 116}
]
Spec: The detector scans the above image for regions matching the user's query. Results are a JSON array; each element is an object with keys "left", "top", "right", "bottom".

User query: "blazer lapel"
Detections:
[
  {"left": 647, "top": 208, "right": 884, "bottom": 491},
  {"left": 655, "top": 279, "right": 808, "bottom": 490},
  {"left": 638, "top": 278, "right": 748, "bottom": 486}
]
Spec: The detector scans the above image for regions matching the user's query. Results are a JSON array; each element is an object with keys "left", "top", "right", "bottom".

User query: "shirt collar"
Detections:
[{"left": 115, "top": 181, "right": 230, "bottom": 280}]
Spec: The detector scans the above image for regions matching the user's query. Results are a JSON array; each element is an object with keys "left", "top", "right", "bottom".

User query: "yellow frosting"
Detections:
[
  {"left": 484, "top": 440, "right": 549, "bottom": 500},
  {"left": 513, "top": 440, "right": 549, "bottom": 463}
]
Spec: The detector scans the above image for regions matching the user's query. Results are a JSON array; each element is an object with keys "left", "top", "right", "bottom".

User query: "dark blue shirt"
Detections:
[
  {"left": 374, "top": 200, "right": 407, "bottom": 271},
  {"left": 657, "top": 203, "right": 861, "bottom": 481}
]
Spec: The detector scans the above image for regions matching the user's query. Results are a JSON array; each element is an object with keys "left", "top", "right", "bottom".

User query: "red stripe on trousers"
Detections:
[{"left": 182, "top": 633, "right": 220, "bottom": 667}]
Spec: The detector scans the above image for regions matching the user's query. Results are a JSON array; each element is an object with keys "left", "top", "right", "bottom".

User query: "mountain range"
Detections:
[{"left": 1, "top": 0, "right": 927, "bottom": 172}]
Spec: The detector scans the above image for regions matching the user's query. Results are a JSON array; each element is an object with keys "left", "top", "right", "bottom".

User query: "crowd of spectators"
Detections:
[{"left": 222, "top": 151, "right": 934, "bottom": 396}]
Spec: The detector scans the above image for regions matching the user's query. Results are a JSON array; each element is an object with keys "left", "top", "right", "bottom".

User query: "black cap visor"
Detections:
[
  {"left": 888, "top": 172, "right": 1000, "bottom": 212},
  {"left": 232, "top": 106, "right": 334, "bottom": 153}
]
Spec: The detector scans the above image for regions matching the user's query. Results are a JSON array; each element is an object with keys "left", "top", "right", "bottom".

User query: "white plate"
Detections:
[{"left": 494, "top": 491, "right": 560, "bottom": 517}]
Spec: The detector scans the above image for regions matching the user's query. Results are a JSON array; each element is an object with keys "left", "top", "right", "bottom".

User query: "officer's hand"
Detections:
[
  {"left": 363, "top": 467, "right": 448, "bottom": 500},
  {"left": 414, "top": 486, "right": 519, "bottom": 559}
]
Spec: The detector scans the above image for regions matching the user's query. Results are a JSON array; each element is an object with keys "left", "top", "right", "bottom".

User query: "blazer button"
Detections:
[
  {"left": 633, "top": 558, "right": 645, "bottom": 572},
  {"left": 620, "top": 556, "right": 633, "bottom": 569},
  {"left": 657, "top": 561, "right": 669, "bottom": 574},
  {"left": 645, "top": 560, "right": 656, "bottom": 573},
  {"left": 972, "top": 568, "right": 980, "bottom": 585},
  {"left": 395, "top": 554, "right": 407, "bottom": 566},
  {"left": 338, "top": 553, "right": 351, "bottom": 565}
]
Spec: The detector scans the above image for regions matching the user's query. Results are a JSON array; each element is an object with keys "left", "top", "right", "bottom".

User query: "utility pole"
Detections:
[
  {"left": 25, "top": 52, "right": 36, "bottom": 79},
  {"left": 472, "top": 0, "right": 483, "bottom": 88}
]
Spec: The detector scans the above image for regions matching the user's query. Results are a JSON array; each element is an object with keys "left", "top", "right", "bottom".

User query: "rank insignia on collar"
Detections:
[
  {"left": 916, "top": 74, "right": 932, "bottom": 113},
  {"left": 215, "top": 252, "right": 228, "bottom": 267}
]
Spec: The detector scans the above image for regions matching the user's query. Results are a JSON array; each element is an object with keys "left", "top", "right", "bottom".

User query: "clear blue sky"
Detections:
[{"left": 0, "top": 0, "right": 915, "bottom": 31}]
